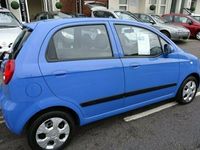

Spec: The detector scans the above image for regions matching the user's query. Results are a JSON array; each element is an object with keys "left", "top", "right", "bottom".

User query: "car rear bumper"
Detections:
[{"left": 0, "top": 95, "right": 26, "bottom": 135}]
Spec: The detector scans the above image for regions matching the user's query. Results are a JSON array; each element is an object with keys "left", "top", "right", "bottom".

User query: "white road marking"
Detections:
[
  {"left": 0, "top": 92, "right": 200, "bottom": 124},
  {"left": 124, "top": 102, "right": 178, "bottom": 122},
  {"left": 124, "top": 91, "right": 200, "bottom": 122}
]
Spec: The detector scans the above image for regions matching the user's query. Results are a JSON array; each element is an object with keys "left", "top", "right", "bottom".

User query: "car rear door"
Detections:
[
  {"left": 39, "top": 22, "right": 125, "bottom": 118},
  {"left": 113, "top": 23, "right": 179, "bottom": 106}
]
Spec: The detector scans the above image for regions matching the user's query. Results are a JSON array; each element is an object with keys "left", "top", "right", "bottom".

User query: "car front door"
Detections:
[
  {"left": 39, "top": 23, "right": 125, "bottom": 118},
  {"left": 114, "top": 24, "right": 179, "bottom": 106}
]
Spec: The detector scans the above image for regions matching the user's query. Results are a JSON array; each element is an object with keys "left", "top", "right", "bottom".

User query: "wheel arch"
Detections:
[
  {"left": 185, "top": 73, "right": 200, "bottom": 88},
  {"left": 160, "top": 30, "right": 171, "bottom": 38},
  {"left": 25, "top": 106, "right": 80, "bottom": 133}
]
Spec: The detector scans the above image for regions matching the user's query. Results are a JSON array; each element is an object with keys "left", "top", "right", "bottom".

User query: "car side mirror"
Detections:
[
  {"left": 163, "top": 44, "right": 173, "bottom": 56},
  {"left": 188, "top": 20, "right": 193, "bottom": 25},
  {"left": 150, "top": 20, "right": 155, "bottom": 24}
]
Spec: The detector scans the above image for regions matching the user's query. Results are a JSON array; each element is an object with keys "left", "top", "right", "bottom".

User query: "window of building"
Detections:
[
  {"left": 161, "top": 0, "right": 166, "bottom": 4},
  {"left": 115, "top": 25, "right": 162, "bottom": 57},
  {"left": 149, "top": 0, "right": 157, "bottom": 4},
  {"left": 119, "top": 0, "right": 128, "bottom": 11},
  {"left": 119, "top": 6, "right": 127, "bottom": 10},
  {"left": 47, "top": 25, "right": 113, "bottom": 61},
  {"left": 160, "top": 6, "right": 166, "bottom": 14},
  {"left": 119, "top": 0, "right": 127, "bottom": 4}
]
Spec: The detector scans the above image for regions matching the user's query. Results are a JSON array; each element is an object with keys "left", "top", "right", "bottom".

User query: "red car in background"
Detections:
[{"left": 163, "top": 13, "right": 200, "bottom": 40}]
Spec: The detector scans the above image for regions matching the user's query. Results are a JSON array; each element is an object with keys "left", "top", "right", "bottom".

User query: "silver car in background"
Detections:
[
  {"left": 134, "top": 13, "right": 190, "bottom": 40},
  {"left": 91, "top": 7, "right": 141, "bottom": 22},
  {"left": 0, "top": 7, "right": 22, "bottom": 54}
]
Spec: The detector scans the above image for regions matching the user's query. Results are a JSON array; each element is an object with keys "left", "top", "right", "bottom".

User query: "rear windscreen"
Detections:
[{"left": 11, "top": 28, "right": 31, "bottom": 59}]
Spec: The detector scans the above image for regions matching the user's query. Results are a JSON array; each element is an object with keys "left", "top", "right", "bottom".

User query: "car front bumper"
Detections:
[{"left": 171, "top": 32, "right": 190, "bottom": 40}]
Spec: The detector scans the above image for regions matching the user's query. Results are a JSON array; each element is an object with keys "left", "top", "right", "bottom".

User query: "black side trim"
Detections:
[
  {"left": 80, "top": 83, "right": 177, "bottom": 107},
  {"left": 124, "top": 83, "right": 177, "bottom": 97}
]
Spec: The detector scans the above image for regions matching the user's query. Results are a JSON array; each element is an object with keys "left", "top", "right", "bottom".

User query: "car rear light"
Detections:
[{"left": 3, "top": 59, "right": 15, "bottom": 84}]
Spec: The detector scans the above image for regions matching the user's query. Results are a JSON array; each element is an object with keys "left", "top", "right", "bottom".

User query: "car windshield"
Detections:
[
  {"left": 192, "top": 16, "right": 200, "bottom": 22},
  {"left": 53, "top": 12, "right": 72, "bottom": 19},
  {"left": 115, "top": 11, "right": 137, "bottom": 21},
  {"left": 0, "top": 12, "right": 20, "bottom": 27},
  {"left": 152, "top": 16, "right": 167, "bottom": 24}
]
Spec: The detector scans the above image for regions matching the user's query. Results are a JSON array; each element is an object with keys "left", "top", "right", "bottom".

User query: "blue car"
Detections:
[{"left": 1, "top": 18, "right": 200, "bottom": 150}]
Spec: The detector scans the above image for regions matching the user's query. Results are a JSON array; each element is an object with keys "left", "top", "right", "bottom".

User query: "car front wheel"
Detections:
[
  {"left": 176, "top": 76, "right": 198, "bottom": 104},
  {"left": 27, "top": 111, "right": 75, "bottom": 150},
  {"left": 196, "top": 31, "right": 200, "bottom": 40}
]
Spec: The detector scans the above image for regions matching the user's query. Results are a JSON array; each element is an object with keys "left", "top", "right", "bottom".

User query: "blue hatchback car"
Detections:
[{"left": 1, "top": 18, "right": 200, "bottom": 150}]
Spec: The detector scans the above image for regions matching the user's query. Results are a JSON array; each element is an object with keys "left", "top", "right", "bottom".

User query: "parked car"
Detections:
[
  {"left": 114, "top": 10, "right": 142, "bottom": 21},
  {"left": 71, "top": 13, "right": 87, "bottom": 18},
  {"left": 0, "top": 7, "right": 22, "bottom": 54},
  {"left": 191, "top": 14, "right": 200, "bottom": 22},
  {"left": 34, "top": 11, "right": 72, "bottom": 21},
  {"left": 162, "top": 13, "right": 200, "bottom": 40},
  {"left": 1, "top": 18, "right": 200, "bottom": 150},
  {"left": 91, "top": 7, "right": 142, "bottom": 22},
  {"left": 134, "top": 13, "right": 190, "bottom": 40}
]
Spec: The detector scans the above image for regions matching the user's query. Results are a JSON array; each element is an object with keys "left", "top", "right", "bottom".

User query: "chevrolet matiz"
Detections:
[{"left": 1, "top": 18, "right": 200, "bottom": 150}]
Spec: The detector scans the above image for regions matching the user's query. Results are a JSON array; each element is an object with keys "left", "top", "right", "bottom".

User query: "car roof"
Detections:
[
  {"left": 0, "top": 7, "right": 10, "bottom": 12},
  {"left": 163, "top": 13, "right": 188, "bottom": 17},
  {"left": 192, "top": 14, "right": 200, "bottom": 16},
  {"left": 26, "top": 18, "right": 149, "bottom": 30},
  {"left": 91, "top": 6, "right": 108, "bottom": 11},
  {"left": 163, "top": 13, "right": 199, "bottom": 22}
]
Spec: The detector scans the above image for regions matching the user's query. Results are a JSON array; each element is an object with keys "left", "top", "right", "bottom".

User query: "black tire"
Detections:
[
  {"left": 27, "top": 111, "right": 76, "bottom": 150},
  {"left": 176, "top": 76, "right": 198, "bottom": 104},
  {"left": 161, "top": 31, "right": 171, "bottom": 39},
  {"left": 196, "top": 31, "right": 200, "bottom": 40}
]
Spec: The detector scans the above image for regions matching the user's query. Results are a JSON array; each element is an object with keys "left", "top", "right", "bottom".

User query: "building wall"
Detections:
[
  {"left": 109, "top": 0, "right": 173, "bottom": 15},
  {"left": 60, "top": 0, "right": 76, "bottom": 14},
  {"left": 195, "top": 0, "right": 200, "bottom": 14}
]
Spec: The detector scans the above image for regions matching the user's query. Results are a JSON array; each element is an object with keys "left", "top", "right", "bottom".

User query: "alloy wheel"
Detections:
[
  {"left": 196, "top": 32, "right": 200, "bottom": 40},
  {"left": 36, "top": 117, "right": 70, "bottom": 150},
  {"left": 182, "top": 80, "right": 197, "bottom": 103}
]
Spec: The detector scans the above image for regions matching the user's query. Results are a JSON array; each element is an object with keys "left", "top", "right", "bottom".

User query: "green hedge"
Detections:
[
  {"left": 150, "top": 5, "right": 156, "bottom": 11},
  {"left": 55, "top": 2, "right": 63, "bottom": 9},
  {"left": 11, "top": 1, "right": 19, "bottom": 9}
]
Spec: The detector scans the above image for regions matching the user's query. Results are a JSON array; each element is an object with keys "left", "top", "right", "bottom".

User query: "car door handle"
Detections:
[
  {"left": 130, "top": 63, "right": 140, "bottom": 69},
  {"left": 53, "top": 71, "right": 67, "bottom": 76}
]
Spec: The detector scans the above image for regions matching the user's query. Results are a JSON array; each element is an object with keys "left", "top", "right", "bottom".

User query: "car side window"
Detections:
[
  {"left": 163, "top": 15, "right": 173, "bottom": 22},
  {"left": 93, "top": 11, "right": 115, "bottom": 18},
  {"left": 115, "top": 25, "right": 162, "bottom": 57},
  {"left": 160, "top": 38, "right": 169, "bottom": 50},
  {"left": 115, "top": 12, "right": 137, "bottom": 21},
  {"left": 174, "top": 16, "right": 188, "bottom": 23},
  {"left": 46, "top": 25, "right": 113, "bottom": 61},
  {"left": 140, "top": 14, "right": 154, "bottom": 23}
]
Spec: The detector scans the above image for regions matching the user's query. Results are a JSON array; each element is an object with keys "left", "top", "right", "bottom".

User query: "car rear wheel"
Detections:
[
  {"left": 27, "top": 111, "right": 75, "bottom": 150},
  {"left": 196, "top": 31, "right": 200, "bottom": 40},
  {"left": 176, "top": 76, "right": 198, "bottom": 104}
]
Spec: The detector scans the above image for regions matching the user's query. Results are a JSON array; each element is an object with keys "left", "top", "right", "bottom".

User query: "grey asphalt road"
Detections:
[{"left": 0, "top": 39, "right": 199, "bottom": 150}]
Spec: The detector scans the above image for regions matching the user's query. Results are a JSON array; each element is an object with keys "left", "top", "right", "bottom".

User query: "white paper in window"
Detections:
[{"left": 137, "top": 33, "right": 150, "bottom": 55}]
